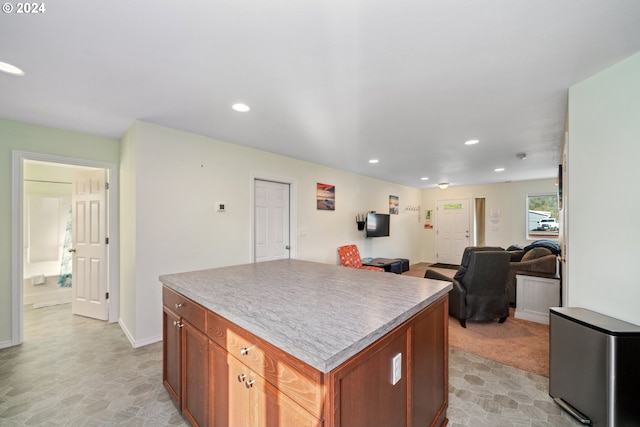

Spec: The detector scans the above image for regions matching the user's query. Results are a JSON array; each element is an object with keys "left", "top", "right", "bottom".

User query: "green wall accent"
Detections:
[{"left": 0, "top": 118, "right": 119, "bottom": 345}]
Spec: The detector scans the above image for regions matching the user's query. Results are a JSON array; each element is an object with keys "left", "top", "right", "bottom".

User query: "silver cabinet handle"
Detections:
[
  {"left": 172, "top": 320, "right": 183, "bottom": 328},
  {"left": 240, "top": 347, "right": 250, "bottom": 356},
  {"left": 174, "top": 303, "right": 183, "bottom": 309},
  {"left": 237, "top": 374, "right": 246, "bottom": 382},
  {"left": 245, "top": 379, "right": 255, "bottom": 388}
]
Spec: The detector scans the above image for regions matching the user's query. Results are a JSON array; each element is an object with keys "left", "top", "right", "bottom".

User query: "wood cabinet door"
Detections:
[
  {"left": 163, "top": 307, "right": 181, "bottom": 405},
  {"left": 182, "top": 319, "right": 209, "bottom": 427},
  {"left": 254, "top": 374, "right": 320, "bottom": 427},
  {"left": 210, "top": 341, "right": 320, "bottom": 427},
  {"left": 210, "top": 342, "right": 252, "bottom": 427},
  {"left": 410, "top": 296, "right": 448, "bottom": 427},
  {"left": 332, "top": 331, "right": 408, "bottom": 427}
]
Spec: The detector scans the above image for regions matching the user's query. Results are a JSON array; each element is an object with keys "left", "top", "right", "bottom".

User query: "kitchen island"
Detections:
[{"left": 160, "top": 259, "right": 451, "bottom": 427}]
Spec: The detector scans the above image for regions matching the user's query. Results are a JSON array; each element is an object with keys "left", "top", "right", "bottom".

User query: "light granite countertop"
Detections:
[{"left": 159, "top": 259, "right": 451, "bottom": 373}]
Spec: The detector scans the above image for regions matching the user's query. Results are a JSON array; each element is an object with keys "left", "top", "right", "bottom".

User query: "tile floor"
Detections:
[{"left": 0, "top": 304, "right": 582, "bottom": 426}]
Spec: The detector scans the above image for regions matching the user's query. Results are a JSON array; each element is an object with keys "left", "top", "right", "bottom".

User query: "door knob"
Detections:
[
  {"left": 285, "top": 245, "right": 290, "bottom": 250},
  {"left": 68, "top": 248, "right": 76, "bottom": 253}
]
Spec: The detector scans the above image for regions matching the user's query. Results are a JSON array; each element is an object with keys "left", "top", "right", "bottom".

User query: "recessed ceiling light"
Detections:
[
  {"left": 494, "top": 168, "right": 505, "bottom": 172},
  {"left": 369, "top": 159, "right": 379, "bottom": 164},
  {"left": 464, "top": 139, "right": 479, "bottom": 145},
  {"left": 0, "top": 61, "right": 25, "bottom": 76},
  {"left": 421, "top": 177, "right": 429, "bottom": 181},
  {"left": 232, "top": 103, "right": 250, "bottom": 112}
]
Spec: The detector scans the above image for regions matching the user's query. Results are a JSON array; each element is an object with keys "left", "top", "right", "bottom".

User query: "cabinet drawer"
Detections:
[
  {"left": 163, "top": 287, "right": 206, "bottom": 332},
  {"left": 207, "top": 310, "right": 324, "bottom": 418}
]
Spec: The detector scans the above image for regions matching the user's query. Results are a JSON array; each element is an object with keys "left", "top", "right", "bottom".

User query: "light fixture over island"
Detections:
[{"left": 160, "top": 259, "right": 452, "bottom": 426}]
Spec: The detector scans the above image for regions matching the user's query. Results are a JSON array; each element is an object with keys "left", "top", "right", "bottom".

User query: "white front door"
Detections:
[
  {"left": 71, "top": 170, "right": 108, "bottom": 320},
  {"left": 254, "top": 180, "right": 290, "bottom": 262},
  {"left": 436, "top": 198, "right": 470, "bottom": 265}
]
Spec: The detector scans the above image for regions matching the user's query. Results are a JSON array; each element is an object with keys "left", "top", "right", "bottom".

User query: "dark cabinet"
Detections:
[{"left": 163, "top": 287, "right": 209, "bottom": 427}]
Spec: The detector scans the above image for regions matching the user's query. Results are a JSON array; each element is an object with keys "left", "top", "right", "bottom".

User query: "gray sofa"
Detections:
[{"left": 506, "top": 247, "right": 557, "bottom": 306}]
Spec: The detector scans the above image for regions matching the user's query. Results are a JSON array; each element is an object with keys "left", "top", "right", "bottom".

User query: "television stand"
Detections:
[{"left": 363, "top": 258, "right": 409, "bottom": 274}]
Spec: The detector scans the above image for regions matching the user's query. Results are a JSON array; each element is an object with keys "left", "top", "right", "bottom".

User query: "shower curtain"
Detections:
[{"left": 58, "top": 206, "right": 72, "bottom": 287}]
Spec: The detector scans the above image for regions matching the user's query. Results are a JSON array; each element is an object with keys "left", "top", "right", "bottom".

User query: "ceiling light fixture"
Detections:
[
  {"left": 232, "top": 103, "right": 250, "bottom": 112},
  {"left": 494, "top": 168, "right": 505, "bottom": 172},
  {"left": 0, "top": 61, "right": 25, "bottom": 76},
  {"left": 438, "top": 182, "right": 449, "bottom": 189},
  {"left": 369, "top": 159, "right": 379, "bottom": 164},
  {"left": 464, "top": 139, "right": 479, "bottom": 145}
]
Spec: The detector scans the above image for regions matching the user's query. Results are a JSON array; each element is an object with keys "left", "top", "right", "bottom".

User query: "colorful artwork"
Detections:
[
  {"left": 317, "top": 183, "right": 335, "bottom": 210},
  {"left": 389, "top": 195, "right": 399, "bottom": 215}
]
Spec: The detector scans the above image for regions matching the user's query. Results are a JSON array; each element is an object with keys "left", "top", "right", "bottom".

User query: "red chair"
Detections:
[{"left": 337, "top": 245, "right": 384, "bottom": 272}]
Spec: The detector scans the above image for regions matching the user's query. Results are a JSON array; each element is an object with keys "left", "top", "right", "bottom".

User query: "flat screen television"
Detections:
[{"left": 366, "top": 212, "right": 390, "bottom": 237}]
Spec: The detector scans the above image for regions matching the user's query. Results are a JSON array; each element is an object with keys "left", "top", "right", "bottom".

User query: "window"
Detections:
[{"left": 526, "top": 193, "right": 559, "bottom": 239}]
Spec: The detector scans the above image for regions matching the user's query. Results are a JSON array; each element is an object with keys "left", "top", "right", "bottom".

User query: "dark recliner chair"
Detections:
[{"left": 425, "top": 247, "right": 511, "bottom": 328}]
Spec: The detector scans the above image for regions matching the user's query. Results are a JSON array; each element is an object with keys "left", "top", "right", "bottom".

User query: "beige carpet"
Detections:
[{"left": 405, "top": 265, "right": 550, "bottom": 377}]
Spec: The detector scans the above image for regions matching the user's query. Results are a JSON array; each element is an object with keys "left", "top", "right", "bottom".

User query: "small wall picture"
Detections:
[
  {"left": 389, "top": 195, "right": 399, "bottom": 215},
  {"left": 317, "top": 183, "right": 335, "bottom": 210}
]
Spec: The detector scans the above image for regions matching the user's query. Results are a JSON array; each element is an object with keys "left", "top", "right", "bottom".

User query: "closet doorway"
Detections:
[
  {"left": 11, "top": 151, "right": 119, "bottom": 346},
  {"left": 251, "top": 175, "right": 298, "bottom": 263},
  {"left": 254, "top": 179, "right": 291, "bottom": 262}
]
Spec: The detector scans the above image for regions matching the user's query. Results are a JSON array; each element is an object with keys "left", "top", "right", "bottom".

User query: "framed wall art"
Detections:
[{"left": 317, "top": 183, "right": 335, "bottom": 210}]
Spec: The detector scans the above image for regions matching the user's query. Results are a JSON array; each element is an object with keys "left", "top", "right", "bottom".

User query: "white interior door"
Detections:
[
  {"left": 254, "top": 180, "right": 290, "bottom": 262},
  {"left": 436, "top": 198, "right": 470, "bottom": 264},
  {"left": 71, "top": 170, "right": 108, "bottom": 320}
]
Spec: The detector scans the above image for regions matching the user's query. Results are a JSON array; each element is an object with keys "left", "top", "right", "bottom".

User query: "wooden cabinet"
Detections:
[
  {"left": 163, "top": 284, "right": 449, "bottom": 427},
  {"left": 210, "top": 341, "right": 320, "bottom": 427},
  {"left": 331, "top": 330, "right": 408, "bottom": 427},
  {"left": 163, "top": 287, "right": 209, "bottom": 427},
  {"left": 163, "top": 307, "right": 181, "bottom": 403},
  {"left": 206, "top": 309, "right": 324, "bottom": 419},
  {"left": 329, "top": 295, "right": 448, "bottom": 427},
  {"left": 410, "top": 294, "right": 448, "bottom": 426}
]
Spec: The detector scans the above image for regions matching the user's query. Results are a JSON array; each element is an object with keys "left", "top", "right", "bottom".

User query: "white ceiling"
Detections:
[{"left": 2, "top": 1, "right": 640, "bottom": 188}]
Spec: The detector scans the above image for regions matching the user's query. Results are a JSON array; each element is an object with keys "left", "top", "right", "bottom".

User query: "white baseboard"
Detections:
[
  {"left": 0, "top": 340, "right": 14, "bottom": 350},
  {"left": 133, "top": 334, "right": 162, "bottom": 348},
  {"left": 118, "top": 318, "right": 162, "bottom": 348}
]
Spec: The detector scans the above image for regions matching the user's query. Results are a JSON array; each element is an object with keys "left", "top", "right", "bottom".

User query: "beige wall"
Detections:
[
  {"left": 4, "top": 47, "right": 638, "bottom": 347},
  {"left": 567, "top": 52, "right": 640, "bottom": 325},
  {"left": 419, "top": 179, "right": 558, "bottom": 263},
  {"left": 1, "top": 116, "right": 564, "bottom": 348},
  {"left": 120, "top": 121, "right": 424, "bottom": 345}
]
